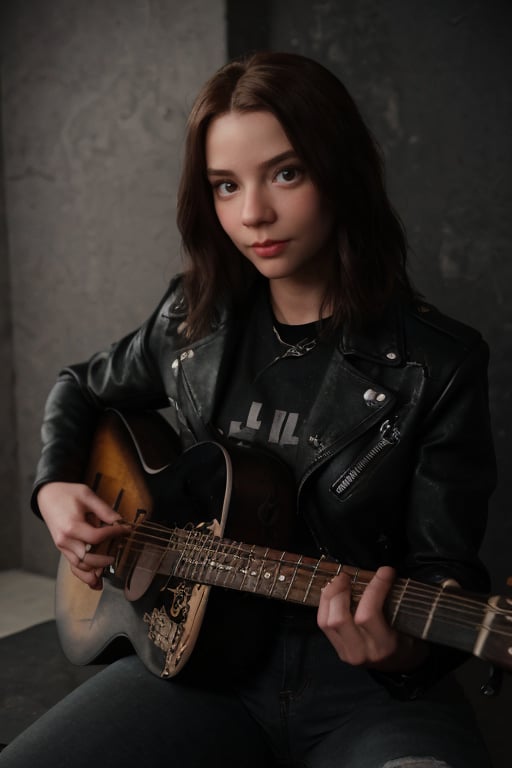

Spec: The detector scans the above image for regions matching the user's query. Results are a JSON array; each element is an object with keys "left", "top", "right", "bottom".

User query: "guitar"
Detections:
[{"left": 56, "top": 408, "right": 512, "bottom": 679}]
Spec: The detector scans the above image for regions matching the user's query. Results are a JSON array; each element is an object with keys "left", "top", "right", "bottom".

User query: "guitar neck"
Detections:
[{"left": 144, "top": 527, "right": 492, "bottom": 661}]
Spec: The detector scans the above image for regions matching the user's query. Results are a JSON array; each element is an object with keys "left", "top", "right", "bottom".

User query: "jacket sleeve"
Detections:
[
  {"left": 403, "top": 336, "right": 496, "bottom": 593},
  {"left": 373, "top": 336, "right": 496, "bottom": 700},
  {"left": 31, "top": 283, "right": 179, "bottom": 516}
]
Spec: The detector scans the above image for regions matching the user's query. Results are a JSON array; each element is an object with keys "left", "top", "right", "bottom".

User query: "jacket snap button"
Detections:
[
  {"left": 363, "top": 389, "right": 386, "bottom": 404},
  {"left": 386, "top": 351, "right": 397, "bottom": 360}
]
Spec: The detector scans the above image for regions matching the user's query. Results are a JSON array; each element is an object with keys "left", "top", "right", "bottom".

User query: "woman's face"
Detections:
[{"left": 205, "top": 110, "right": 335, "bottom": 291}]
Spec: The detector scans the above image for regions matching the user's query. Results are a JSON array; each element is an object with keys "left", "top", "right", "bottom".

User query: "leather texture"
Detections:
[{"left": 33, "top": 275, "right": 496, "bottom": 593}]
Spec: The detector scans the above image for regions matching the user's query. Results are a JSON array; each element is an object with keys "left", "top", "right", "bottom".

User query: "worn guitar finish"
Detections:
[{"left": 56, "top": 409, "right": 512, "bottom": 678}]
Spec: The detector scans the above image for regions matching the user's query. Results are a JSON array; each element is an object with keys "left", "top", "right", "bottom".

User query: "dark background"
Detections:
[{"left": 229, "top": 0, "right": 512, "bottom": 593}]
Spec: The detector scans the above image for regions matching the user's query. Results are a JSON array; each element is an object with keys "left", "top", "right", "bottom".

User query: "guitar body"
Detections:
[
  {"left": 56, "top": 409, "right": 294, "bottom": 677},
  {"left": 56, "top": 410, "right": 512, "bottom": 678}
]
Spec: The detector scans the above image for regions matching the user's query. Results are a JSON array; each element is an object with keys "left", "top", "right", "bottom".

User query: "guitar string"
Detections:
[
  {"left": 110, "top": 525, "right": 453, "bottom": 605},
  {"left": 100, "top": 522, "right": 512, "bottom": 637},
  {"left": 109, "top": 549, "right": 512, "bottom": 639},
  {"left": 110, "top": 519, "right": 505, "bottom": 614},
  {"left": 110, "top": 519, "right": 488, "bottom": 607}
]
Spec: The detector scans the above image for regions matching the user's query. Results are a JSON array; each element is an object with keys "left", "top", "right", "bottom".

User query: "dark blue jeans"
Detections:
[{"left": 0, "top": 612, "right": 490, "bottom": 768}]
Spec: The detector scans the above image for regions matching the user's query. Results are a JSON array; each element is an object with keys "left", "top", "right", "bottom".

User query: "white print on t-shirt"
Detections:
[{"left": 228, "top": 401, "right": 300, "bottom": 446}]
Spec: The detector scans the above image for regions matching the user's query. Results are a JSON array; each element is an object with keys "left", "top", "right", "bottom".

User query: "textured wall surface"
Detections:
[
  {"left": 258, "top": 0, "right": 512, "bottom": 592},
  {"left": 0, "top": 96, "right": 20, "bottom": 568},
  {"left": 2, "top": 0, "right": 226, "bottom": 575}
]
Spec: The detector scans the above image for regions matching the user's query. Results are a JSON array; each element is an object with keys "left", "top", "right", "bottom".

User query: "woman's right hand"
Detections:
[{"left": 38, "top": 482, "right": 128, "bottom": 590}]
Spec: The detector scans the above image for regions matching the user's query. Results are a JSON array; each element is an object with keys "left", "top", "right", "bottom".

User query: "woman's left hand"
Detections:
[{"left": 317, "top": 565, "right": 429, "bottom": 672}]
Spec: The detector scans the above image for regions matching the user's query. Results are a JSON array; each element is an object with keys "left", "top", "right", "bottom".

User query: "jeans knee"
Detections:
[{"left": 382, "top": 759, "right": 452, "bottom": 768}]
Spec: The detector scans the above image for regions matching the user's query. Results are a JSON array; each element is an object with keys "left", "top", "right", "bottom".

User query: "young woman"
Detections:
[{"left": 1, "top": 52, "right": 496, "bottom": 768}]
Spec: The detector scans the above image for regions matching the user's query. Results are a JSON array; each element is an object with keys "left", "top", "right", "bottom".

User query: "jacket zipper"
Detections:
[{"left": 330, "top": 418, "right": 401, "bottom": 499}]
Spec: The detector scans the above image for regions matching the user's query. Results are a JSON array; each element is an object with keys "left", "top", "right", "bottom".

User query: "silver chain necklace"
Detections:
[
  {"left": 253, "top": 323, "right": 319, "bottom": 383},
  {"left": 271, "top": 324, "right": 318, "bottom": 358}
]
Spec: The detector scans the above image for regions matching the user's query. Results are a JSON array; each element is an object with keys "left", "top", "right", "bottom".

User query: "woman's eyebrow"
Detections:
[{"left": 206, "top": 150, "right": 298, "bottom": 177}]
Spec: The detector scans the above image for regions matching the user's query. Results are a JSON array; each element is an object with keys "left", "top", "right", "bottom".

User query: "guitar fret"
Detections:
[
  {"left": 252, "top": 548, "right": 270, "bottom": 594},
  {"left": 174, "top": 529, "right": 192, "bottom": 580},
  {"left": 262, "top": 548, "right": 277, "bottom": 597},
  {"left": 237, "top": 543, "right": 253, "bottom": 591},
  {"left": 210, "top": 536, "right": 225, "bottom": 586},
  {"left": 187, "top": 531, "right": 202, "bottom": 580},
  {"left": 473, "top": 595, "right": 497, "bottom": 659},
  {"left": 421, "top": 582, "right": 444, "bottom": 639},
  {"left": 389, "top": 577, "right": 409, "bottom": 627},
  {"left": 220, "top": 539, "right": 236, "bottom": 586},
  {"left": 285, "top": 554, "right": 304, "bottom": 601},
  {"left": 303, "top": 558, "right": 322, "bottom": 604},
  {"left": 268, "top": 550, "right": 287, "bottom": 598},
  {"left": 222, "top": 541, "right": 240, "bottom": 589},
  {"left": 195, "top": 532, "right": 208, "bottom": 584},
  {"left": 188, "top": 533, "right": 202, "bottom": 582}
]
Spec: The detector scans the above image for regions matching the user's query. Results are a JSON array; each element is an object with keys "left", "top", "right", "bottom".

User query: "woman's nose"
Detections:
[{"left": 241, "top": 187, "right": 277, "bottom": 227}]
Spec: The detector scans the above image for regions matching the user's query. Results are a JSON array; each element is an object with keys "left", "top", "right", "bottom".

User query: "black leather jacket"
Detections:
[{"left": 33, "top": 275, "right": 496, "bottom": 594}]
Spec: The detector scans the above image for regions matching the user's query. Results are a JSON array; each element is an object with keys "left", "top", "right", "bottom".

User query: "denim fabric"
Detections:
[
  {"left": 0, "top": 614, "right": 490, "bottom": 768},
  {"left": 0, "top": 655, "right": 273, "bottom": 768},
  {"left": 234, "top": 612, "right": 489, "bottom": 768}
]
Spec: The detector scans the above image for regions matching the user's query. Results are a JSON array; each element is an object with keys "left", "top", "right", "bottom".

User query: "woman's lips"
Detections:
[{"left": 251, "top": 239, "right": 289, "bottom": 257}]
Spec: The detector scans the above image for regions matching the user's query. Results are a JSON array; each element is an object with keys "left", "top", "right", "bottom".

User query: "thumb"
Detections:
[{"left": 82, "top": 487, "right": 129, "bottom": 527}]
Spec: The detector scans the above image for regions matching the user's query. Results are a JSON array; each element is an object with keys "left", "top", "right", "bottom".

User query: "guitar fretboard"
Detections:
[{"left": 114, "top": 523, "right": 512, "bottom": 670}]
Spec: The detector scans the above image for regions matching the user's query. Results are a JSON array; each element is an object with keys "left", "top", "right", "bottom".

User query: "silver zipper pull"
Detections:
[{"left": 380, "top": 418, "right": 400, "bottom": 444}]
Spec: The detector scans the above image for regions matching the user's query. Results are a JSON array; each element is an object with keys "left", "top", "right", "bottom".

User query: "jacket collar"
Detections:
[
  {"left": 340, "top": 299, "right": 406, "bottom": 367},
  {"left": 176, "top": 293, "right": 408, "bottom": 449}
]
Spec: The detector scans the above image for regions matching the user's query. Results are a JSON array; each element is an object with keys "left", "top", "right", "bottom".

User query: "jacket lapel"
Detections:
[
  {"left": 296, "top": 300, "right": 409, "bottom": 479},
  {"left": 295, "top": 346, "right": 397, "bottom": 480},
  {"left": 175, "top": 295, "right": 422, "bottom": 481}
]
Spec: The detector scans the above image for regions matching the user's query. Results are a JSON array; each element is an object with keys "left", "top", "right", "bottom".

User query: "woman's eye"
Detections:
[
  {"left": 214, "top": 181, "right": 237, "bottom": 197},
  {"left": 275, "top": 167, "right": 302, "bottom": 184}
]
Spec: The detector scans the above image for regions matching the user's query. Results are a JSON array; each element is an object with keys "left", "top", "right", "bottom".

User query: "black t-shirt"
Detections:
[{"left": 216, "top": 293, "right": 333, "bottom": 471}]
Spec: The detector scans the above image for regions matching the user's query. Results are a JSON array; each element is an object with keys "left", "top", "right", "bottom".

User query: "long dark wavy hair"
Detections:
[{"left": 177, "top": 51, "right": 414, "bottom": 340}]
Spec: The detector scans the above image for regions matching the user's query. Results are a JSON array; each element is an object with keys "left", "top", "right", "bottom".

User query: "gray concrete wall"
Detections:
[
  {"left": 1, "top": 0, "right": 226, "bottom": 576},
  {"left": 0, "top": 94, "right": 20, "bottom": 569}
]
